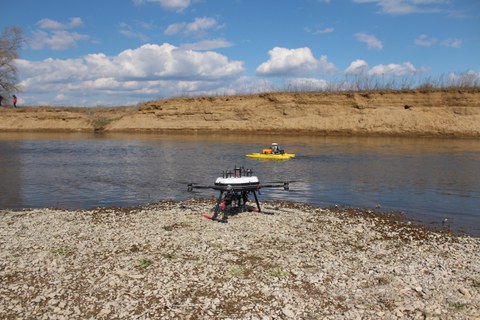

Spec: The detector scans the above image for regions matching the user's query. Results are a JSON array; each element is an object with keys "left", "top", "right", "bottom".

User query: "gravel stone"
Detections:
[{"left": 0, "top": 199, "right": 479, "bottom": 319}]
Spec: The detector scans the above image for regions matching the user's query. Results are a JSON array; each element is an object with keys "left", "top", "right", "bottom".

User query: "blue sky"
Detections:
[{"left": 1, "top": 0, "right": 479, "bottom": 106}]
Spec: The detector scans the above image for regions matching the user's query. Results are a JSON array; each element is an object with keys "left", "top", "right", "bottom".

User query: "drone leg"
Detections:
[
  {"left": 242, "top": 191, "right": 248, "bottom": 212},
  {"left": 212, "top": 191, "right": 224, "bottom": 221},
  {"left": 252, "top": 191, "right": 261, "bottom": 212}
]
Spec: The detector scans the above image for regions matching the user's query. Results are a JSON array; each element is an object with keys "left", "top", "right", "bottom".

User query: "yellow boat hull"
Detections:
[{"left": 246, "top": 153, "right": 295, "bottom": 160}]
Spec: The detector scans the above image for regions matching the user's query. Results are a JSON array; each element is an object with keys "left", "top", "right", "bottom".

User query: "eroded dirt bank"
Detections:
[{"left": 1, "top": 89, "right": 480, "bottom": 137}]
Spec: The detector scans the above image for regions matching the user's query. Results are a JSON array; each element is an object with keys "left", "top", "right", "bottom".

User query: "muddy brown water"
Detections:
[{"left": 0, "top": 132, "right": 479, "bottom": 236}]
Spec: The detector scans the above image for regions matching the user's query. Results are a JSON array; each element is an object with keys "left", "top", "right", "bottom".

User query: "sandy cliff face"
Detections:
[
  {"left": 0, "top": 107, "right": 92, "bottom": 131},
  {"left": 1, "top": 90, "right": 479, "bottom": 137}
]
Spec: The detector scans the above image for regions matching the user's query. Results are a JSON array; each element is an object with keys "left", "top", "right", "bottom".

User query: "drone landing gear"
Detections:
[{"left": 205, "top": 190, "right": 262, "bottom": 223}]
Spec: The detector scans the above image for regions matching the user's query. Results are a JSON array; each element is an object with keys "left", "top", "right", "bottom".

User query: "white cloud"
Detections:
[
  {"left": 355, "top": 32, "right": 383, "bottom": 50},
  {"left": 352, "top": 0, "right": 450, "bottom": 15},
  {"left": 30, "top": 18, "right": 88, "bottom": 51},
  {"left": 307, "top": 27, "right": 334, "bottom": 35},
  {"left": 36, "top": 19, "right": 64, "bottom": 30},
  {"left": 119, "top": 29, "right": 149, "bottom": 42},
  {"left": 256, "top": 47, "right": 336, "bottom": 77},
  {"left": 345, "top": 59, "right": 369, "bottom": 75},
  {"left": 368, "top": 62, "right": 419, "bottom": 76},
  {"left": 345, "top": 60, "right": 423, "bottom": 77},
  {"left": 164, "top": 23, "right": 183, "bottom": 35},
  {"left": 414, "top": 35, "right": 462, "bottom": 48},
  {"left": 118, "top": 22, "right": 150, "bottom": 42},
  {"left": 37, "top": 17, "right": 84, "bottom": 30},
  {"left": 180, "top": 39, "right": 234, "bottom": 50},
  {"left": 15, "top": 43, "right": 245, "bottom": 106},
  {"left": 285, "top": 78, "right": 329, "bottom": 91},
  {"left": 415, "top": 34, "right": 437, "bottom": 46},
  {"left": 164, "top": 17, "right": 220, "bottom": 37},
  {"left": 441, "top": 38, "right": 462, "bottom": 48},
  {"left": 69, "top": 17, "right": 84, "bottom": 28},
  {"left": 29, "top": 30, "right": 89, "bottom": 50},
  {"left": 318, "top": 27, "right": 334, "bottom": 34},
  {"left": 110, "top": 43, "right": 243, "bottom": 80},
  {"left": 133, "top": 0, "right": 192, "bottom": 12}
]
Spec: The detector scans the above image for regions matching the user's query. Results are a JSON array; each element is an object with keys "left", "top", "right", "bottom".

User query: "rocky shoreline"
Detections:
[{"left": 1, "top": 199, "right": 479, "bottom": 319}]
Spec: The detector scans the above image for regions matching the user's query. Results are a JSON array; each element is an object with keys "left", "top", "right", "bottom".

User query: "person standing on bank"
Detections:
[
  {"left": 12, "top": 95, "right": 17, "bottom": 108},
  {"left": 0, "top": 95, "right": 3, "bottom": 106}
]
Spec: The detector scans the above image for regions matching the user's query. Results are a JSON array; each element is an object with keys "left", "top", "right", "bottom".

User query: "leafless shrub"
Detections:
[
  {"left": 0, "top": 26, "right": 24, "bottom": 96},
  {"left": 167, "top": 72, "right": 479, "bottom": 101}
]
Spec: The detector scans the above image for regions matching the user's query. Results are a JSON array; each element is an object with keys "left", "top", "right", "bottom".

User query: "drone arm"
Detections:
[
  {"left": 188, "top": 182, "right": 291, "bottom": 192},
  {"left": 187, "top": 184, "right": 217, "bottom": 192},
  {"left": 260, "top": 182, "right": 290, "bottom": 191},
  {"left": 187, "top": 184, "right": 235, "bottom": 192}
]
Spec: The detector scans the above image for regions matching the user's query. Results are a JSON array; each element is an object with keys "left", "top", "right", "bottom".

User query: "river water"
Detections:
[{"left": 1, "top": 132, "right": 479, "bottom": 236}]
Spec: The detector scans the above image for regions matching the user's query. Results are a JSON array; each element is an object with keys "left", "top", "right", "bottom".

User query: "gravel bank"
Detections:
[{"left": 1, "top": 199, "right": 479, "bottom": 319}]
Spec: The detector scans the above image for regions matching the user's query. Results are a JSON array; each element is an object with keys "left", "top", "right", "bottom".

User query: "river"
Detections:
[{"left": 0, "top": 132, "right": 479, "bottom": 236}]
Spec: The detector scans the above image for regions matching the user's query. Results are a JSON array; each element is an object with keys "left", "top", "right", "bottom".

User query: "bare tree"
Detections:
[{"left": 0, "top": 26, "right": 24, "bottom": 95}]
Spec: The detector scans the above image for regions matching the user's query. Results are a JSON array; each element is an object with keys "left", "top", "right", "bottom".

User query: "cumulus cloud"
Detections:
[
  {"left": 305, "top": 26, "right": 335, "bottom": 35},
  {"left": 352, "top": 0, "right": 450, "bottom": 15},
  {"left": 414, "top": 35, "right": 462, "bottom": 48},
  {"left": 15, "top": 43, "right": 245, "bottom": 106},
  {"left": 415, "top": 34, "right": 437, "bottom": 46},
  {"left": 441, "top": 38, "right": 462, "bottom": 48},
  {"left": 355, "top": 32, "right": 383, "bottom": 50},
  {"left": 368, "top": 62, "right": 419, "bottom": 76},
  {"left": 37, "top": 17, "right": 84, "bottom": 30},
  {"left": 345, "top": 60, "right": 423, "bottom": 77},
  {"left": 345, "top": 59, "right": 369, "bottom": 75},
  {"left": 29, "top": 17, "right": 89, "bottom": 51},
  {"left": 285, "top": 78, "right": 329, "bottom": 91},
  {"left": 256, "top": 47, "right": 336, "bottom": 77},
  {"left": 119, "top": 29, "right": 149, "bottom": 42},
  {"left": 180, "top": 39, "right": 234, "bottom": 50},
  {"left": 113, "top": 44, "right": 243, "bottom": 80},
  {"left": 118, "top": 22, "right": 150, "bottom": 42},
  {"left": 133, "top": 0, "right": 192, "bottom": 12},
  {"left": 315, "top": 27, "right": 334, "bottom": 34},
  {"left": 29, "top": 30, "right": 89, "bottom": 51},
  {"left": 164, "top": 17, "right": 220, "bottom": 37}
]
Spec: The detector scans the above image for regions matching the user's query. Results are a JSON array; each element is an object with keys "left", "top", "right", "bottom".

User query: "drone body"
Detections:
[
  {"left": 188, "top": 166, "right": 289, "bottom": 222},
  {"left": 214, "top": 167, "right": 258, "bottom": 189}
]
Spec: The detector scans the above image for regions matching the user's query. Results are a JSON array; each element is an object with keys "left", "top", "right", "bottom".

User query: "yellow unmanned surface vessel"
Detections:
[{"left": 246, "top": 143, "right": 295, "bottom": 160}]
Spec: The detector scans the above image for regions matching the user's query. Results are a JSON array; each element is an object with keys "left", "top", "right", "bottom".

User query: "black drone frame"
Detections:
[{"left": 187, "top": 182, "right": 290, "bottom": 222}]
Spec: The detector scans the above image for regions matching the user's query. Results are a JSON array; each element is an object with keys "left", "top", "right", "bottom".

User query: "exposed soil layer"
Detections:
[{"left": 1, "top": 89, "right": 480, "bottom": 137}]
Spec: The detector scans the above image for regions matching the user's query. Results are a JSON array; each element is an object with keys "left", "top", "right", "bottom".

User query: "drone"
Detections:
[{"left": 187, "top": 166, "right": 290, "bottom": 222}]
